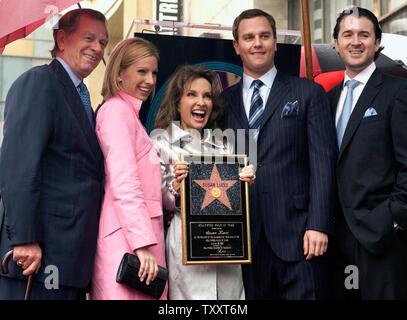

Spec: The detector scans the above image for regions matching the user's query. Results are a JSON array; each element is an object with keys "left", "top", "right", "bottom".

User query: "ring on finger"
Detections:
[{"left": 17, "top": 260, "right": 23, "bottom": 267}]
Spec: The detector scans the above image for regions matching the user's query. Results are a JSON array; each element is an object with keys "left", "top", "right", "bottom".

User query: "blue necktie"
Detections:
[
  {"left": 336, "top": 79, "right": 360, "bottom": 147},
  {"left": 248, "top": 79, "right": 264, "bottom": 141},
  {"left": 78, "top": 82, "right": 95, "bottom": 128}
]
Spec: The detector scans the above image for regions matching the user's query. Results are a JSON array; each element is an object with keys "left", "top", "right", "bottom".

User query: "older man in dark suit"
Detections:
[
  {"left": 328, "top": 7, "right": 407, "bottom": 300},
  {"left": 222, "top": 9, "right": 337, "bottom": 299},
  {"left": 0, "top": 9, "right": 107, "bottom": 299}
]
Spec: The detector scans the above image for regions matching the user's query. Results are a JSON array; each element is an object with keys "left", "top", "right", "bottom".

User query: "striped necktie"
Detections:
[
  {"left": 336, "top": 79, "right": 360, "bottom": 147},
  {"left": 248, "top": 79, "right": 264, "bottom": 141},
  {"left": 78, "top": 81, "right": 95, "bottom": 128}
]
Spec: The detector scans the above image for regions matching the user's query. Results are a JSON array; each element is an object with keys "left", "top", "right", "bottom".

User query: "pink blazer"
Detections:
[{"left": 90, "top": 91, "right": 167, "bottom": 300}]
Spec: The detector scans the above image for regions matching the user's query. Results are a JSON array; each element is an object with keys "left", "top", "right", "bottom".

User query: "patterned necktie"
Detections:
[
  {"left": 78, "top": 81, "right": 95, "bottom": 128},
  {"left": 336, "top": 79, "right": 360, "bottom": 147},
  {"left": 248, "top": 79, "right": 264, "bottom": 141}
]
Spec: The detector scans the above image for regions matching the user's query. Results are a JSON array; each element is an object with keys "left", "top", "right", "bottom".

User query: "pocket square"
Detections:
[
  {"left": 363, "top": 107, "right": 378, "bottom": 118},
  {"left": 281, "top": 100, "right": 299, "bottom": 118}
]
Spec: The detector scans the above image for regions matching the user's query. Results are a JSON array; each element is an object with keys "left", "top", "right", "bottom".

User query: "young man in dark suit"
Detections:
[
  {"left": 328, "top": 7, "right": 407, "bottom": 300},
  {"left": 222, "top": 9, "right": 337, "bottom": 299},
  {"left": 0, "top": 9, "right": 108, "bottom": 299}
]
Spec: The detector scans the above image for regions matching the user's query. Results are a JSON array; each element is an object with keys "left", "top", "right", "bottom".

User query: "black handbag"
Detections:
[{"left": 116, "top": 252, "right": 168, "bottom": 299}]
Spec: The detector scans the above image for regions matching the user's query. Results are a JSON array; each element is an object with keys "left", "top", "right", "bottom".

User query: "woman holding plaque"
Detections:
[
  {"left": 151, "top": 64, "right": 254, "bottom": 300},
  {"left": 90, "top": 38, "right": 167, "bottom": 300}
]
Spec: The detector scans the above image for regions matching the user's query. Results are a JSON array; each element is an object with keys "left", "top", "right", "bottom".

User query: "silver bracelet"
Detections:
[{"left": 168, "top": 178, "right": 179, "bottom": 197}]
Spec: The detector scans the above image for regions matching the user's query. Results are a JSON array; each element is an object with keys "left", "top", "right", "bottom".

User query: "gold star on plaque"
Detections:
[{"left": 194, "top": 164, "right": 237, "bottom": 210}]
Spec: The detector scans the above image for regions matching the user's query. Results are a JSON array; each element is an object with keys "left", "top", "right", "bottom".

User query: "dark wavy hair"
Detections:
[
  {"left": 333, "top": 6, "right": 383, "bottom": 60},
  {"left": 154, "top": 64, "right": 224, "bottom": 131}
]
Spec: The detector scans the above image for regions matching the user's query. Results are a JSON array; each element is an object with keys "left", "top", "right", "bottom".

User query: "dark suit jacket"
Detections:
[
  {"left": 0, "top": 59, "right": 104, "bottom": 288},
  {"left": 223, "top": 71, "right": 337, "bottom": 261},
  {"left": 328, "top": 69, "right": 407, "bottom": 256}
]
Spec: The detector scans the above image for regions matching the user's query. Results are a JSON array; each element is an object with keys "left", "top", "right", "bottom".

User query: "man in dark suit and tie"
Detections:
[
  {"left": 0, "top": 8, "right": 107, "bottom": 299},
  {"left": 328, "top": 7, "right": 407, "bottom": 299},
  {"left": 222, "top": 9, "right": 337, "bottom": 299}
]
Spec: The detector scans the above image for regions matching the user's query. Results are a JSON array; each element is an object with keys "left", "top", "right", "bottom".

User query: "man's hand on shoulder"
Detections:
[
  {"left": 13, "top": 242, "right": 42, "bottom": 276},
  {"left": 303, "top": 230, "right": 328, "bottom": 261}
]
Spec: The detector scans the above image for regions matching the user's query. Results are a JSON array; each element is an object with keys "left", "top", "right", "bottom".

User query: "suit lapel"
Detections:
[
  {"left": 49, "top": 60, "right": 101, "bottom": 163},
  {"left": 258, "top": 71, "right": 290, "bottom": 132},
  {"left": 230, "top": 80, "right": 250, "bottom": 130},
  {"left": 330, "top": 83, "right": 343, "bottom": 123},
  {"left": 338, "top": 69, "right": 383, "bottom": 161}
]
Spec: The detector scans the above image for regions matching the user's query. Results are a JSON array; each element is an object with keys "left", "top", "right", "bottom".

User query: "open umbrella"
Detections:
[{"left": 0, "top": 0, "right": 80, "bottom": 54}]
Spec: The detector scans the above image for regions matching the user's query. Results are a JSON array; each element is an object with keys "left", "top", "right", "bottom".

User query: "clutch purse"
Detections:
[{"left": 116, "top": 252, "right": 168, "bottom": 299}]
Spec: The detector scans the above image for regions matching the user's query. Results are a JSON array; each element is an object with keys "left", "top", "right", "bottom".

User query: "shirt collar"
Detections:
[
  {"left": 243, "top": 66, "right": 277, "bottom": 90},
  {"left": 56, "top": 57, "right": 82, "bottom": 88},
  {"left": 343, "top": 62, "right": 376, "bottom": 87},
  {"left": 116, "top": 90, "right": 143, "bottom": 116}
]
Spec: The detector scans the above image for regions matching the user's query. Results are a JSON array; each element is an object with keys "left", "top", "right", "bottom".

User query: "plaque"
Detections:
[{"left": 180, "top": 154, "right": 251, "bottom": 265}]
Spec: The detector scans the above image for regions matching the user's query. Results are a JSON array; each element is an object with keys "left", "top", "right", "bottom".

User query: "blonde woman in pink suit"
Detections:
[{"left": 90, "top": 38, "right": 167, "bottom": 300}]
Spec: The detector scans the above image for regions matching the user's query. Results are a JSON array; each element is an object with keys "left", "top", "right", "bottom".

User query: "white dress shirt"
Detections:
[
  {"left": 242, "top": 66, "right": 277, "bottom": 120},
  {"left": 335, "top": 62, "right": 376, "bottom": 126}
]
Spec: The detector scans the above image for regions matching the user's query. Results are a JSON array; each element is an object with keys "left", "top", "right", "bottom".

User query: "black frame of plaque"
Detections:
[{"left": 180, "top": 154, "right": 251, "bottom": 265}]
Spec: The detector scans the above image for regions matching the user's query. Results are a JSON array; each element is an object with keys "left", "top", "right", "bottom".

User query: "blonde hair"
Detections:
[{"left": 101, "top": 37, "right": 159, "bottom": 101}]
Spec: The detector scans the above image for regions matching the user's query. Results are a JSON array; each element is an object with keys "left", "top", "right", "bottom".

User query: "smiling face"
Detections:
[
  {"left": 119, "top": 55, "right": 158, "bottom": 101},
  {"left": 179, "top": 77, "right": 213, "bottom": 133},
  {"left": 233, "top": 16, "right": 277, "bottom": 78},
  {"left": 334, "top": 15, "right": 380, "bottom": 78},
  {"left": 56, "top": 14, "right": 107, "bottom": 79}
]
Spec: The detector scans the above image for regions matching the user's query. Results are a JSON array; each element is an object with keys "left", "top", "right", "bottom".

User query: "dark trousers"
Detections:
[
  {"left": 0, "top": 277, "right": 87, "bottom": 300},
  {"left": 243, "top": 229, "right": 328, "bottom": 300},
  {"left": 328, "top": 218, "right": 407, "bottom": 300}
]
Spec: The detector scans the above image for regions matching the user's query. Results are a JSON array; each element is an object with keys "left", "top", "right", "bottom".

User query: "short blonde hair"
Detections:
[{"left": 101, "top": 37, "right": 159, "bottom": 101}]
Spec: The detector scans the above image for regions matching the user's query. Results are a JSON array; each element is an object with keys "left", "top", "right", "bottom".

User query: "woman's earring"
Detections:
[{"left": 117, "top": 76, "right": 122, "bottom": 83}]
